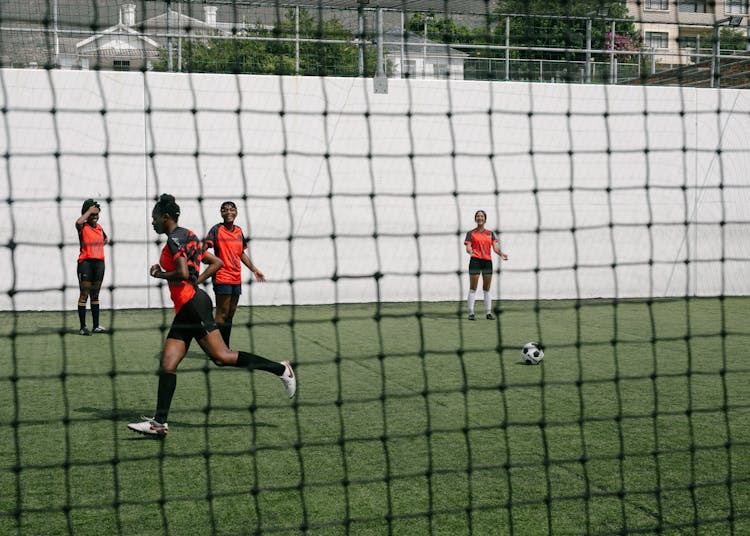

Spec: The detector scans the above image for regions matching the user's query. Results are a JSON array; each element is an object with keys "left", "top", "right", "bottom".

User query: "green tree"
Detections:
[
  {"left": 155, "top": 8, "right": 379, "bottom": 77},
  {"left": 720, "top": 28, "right": 747, "bottom": 52},
  {"left": 494, "top": 0, "right": 640, "bottom": 81},
  {"left": 406, "top": 13, "right": 502, "bottom": 80}
]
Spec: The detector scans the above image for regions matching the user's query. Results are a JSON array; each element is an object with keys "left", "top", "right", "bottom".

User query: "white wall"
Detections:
[{"left": 0, "top": 68, "right": 748, "bottom": 311}]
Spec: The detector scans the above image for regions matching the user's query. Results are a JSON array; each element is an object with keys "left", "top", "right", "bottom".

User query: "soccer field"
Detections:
[{"left": 1, "top": 298, "right": 749, "bottom": 535}]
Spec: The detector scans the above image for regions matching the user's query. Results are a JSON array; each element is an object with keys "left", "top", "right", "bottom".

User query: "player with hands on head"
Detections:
[
  {"left": 75, "top": 199, "right": 108, "bottom": 335},
  {"left": 203, "top": 201, "right": 265, "bottom": 347},
  {"left": 464, "top": 209, "right": 508, "bottom": 321},
  {"left": 128, "top": 194, "right": 295, "bottom": 438}
]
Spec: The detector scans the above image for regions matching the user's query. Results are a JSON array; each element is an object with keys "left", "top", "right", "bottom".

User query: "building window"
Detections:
[
  {"left": 678, "top": 29, "right": 711, "bottom": 48},
  {"left": 402, "top": 59, "right": 416, "bottom": 78},
  {"left": 726, "top": 0, "right": 749, "bottom": 14},
  {"left": 432, "top": 62, "right": 449, "bottom": 79},
  {"left": 678, "top": 0, "right": 707, "bottom": 13},
  {"left": 645, "top": 32, "right": 670, "bottom": 49},
  {"left": 113, "top": 60, "right": 130, "bottom": 71},
  {"left": 645, "top": 0, "right": 669, "bottom": 10}
]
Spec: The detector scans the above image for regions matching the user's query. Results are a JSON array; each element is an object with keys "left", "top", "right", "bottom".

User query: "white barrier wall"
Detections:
[{"left": 0, "top": 68, "right": 749, "bottom": 311}]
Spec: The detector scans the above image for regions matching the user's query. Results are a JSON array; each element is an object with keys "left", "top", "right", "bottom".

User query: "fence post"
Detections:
[
  {"left": 400, "top": 11, "right": 405, "bottom": 78},
  {"left": 651, "top": 47, "right": 656, "bottom": 75},
  {"left": 357, "top": 6, "right": 364, "bottom": 76},
  {"left": 166, "top": 0, "right": 172, "bottom": 72},
  {"left": 695, "top": 34, "right": 700, "bottom": 63},
  {"left": 374, "top": 8, "right": 387, "bottom": 93},
  {"left": 505, "top": 16, "right": 510, "bottom": 81},
  {"left": 585, "top": 18, "right": 591, "bottom": 83},
  {"left": 295, "top": 6, "right": 300, "bottom": 75},
  {"left": 177, "top": 2, "right": 182, "bottom": 72},
  {"left": 609, "top": 20, "right": 615, "bottom": 84}
]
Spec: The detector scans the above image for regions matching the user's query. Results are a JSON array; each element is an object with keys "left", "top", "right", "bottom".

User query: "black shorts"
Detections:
[
  {"left": 469, "top": 257, "right": 493, "bottom": 275},
  {"left": 213, "top": 283, "right": 242, "bottom": 296},
  {"left": 167, "top": 288, "right": 219, "bottom": 347},
  {"left": 77, "top": 259, "right": 105, "bottom": 283}
]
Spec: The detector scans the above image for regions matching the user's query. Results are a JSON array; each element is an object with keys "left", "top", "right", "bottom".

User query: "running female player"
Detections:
[
  {"left": 75, "top": 199, "right": 108, "bottom": 335},
  {"left": 203, "top": 201, "right": 266, "bottom": 347},
  {"left": 128, "top": 194, "right": 295, "bottom": 437}
]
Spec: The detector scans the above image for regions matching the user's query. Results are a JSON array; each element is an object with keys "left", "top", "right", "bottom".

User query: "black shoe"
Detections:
[
  {"left": 79, "top": 327, "right": 91, "bottom": 336},
  {"left": 468, "top": 314, "right": 476, "bottom": 321},
  {"left": 486, "top": 314, "right": 495, "bottom": 320}
]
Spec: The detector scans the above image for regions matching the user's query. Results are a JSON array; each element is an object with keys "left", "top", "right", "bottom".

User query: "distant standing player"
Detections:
[
  {"left": 464, "top": 210, "right": 508, "bottom": 320},
  {"left": 75, "top": 199, "right": 108, "bottom": 335},
  {"left": 128, "top": 194, "right": 294, "bottom": 437},
  {"left": 203, "top": 201, "right": 265, "bottom": 347}
]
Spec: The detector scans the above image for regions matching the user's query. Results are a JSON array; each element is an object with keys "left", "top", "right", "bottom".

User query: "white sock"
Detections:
[
  {"left": 467, "top": 290, "right": 476, "bottom": 314},
  {"left": 484, "top": 290, "right": 492, "bottom": 315}
]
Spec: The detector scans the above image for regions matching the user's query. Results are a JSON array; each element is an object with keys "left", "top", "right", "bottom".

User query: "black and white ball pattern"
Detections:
[{"left": 521, "top": 342, "right": 544, "bottom": 364}]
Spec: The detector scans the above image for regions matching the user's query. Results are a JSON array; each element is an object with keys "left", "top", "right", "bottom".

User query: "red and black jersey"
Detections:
[
  {"left": 204, "top": 223, "right": 247, "bottom": 285},
  {"left": 160, "top": 227, "right": 203, "bottom": 313},
  {"left": 464, "top": 228, "right": 497, "bottom": 261},
  {"left": 77, "top": 223, "right": 107, "bottom": 263}
]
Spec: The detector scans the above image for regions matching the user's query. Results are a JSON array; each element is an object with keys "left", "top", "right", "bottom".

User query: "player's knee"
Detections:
[
  {"left": 159, "top": 364, "right": 178, "bottom": 375},
  {"left": 210, "top": 351, "right": 233, "bottom": 366}
]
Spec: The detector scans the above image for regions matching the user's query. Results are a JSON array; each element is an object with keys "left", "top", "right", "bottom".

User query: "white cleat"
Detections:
[
  {"left": 127, "top": 416, "right": 168, "bottom": 437},
  {"left": 279, "top": 361, "right": 296, "bottom": 398},
  {"left": 92, "top": 326, "right": 107, "bottom": 333}
]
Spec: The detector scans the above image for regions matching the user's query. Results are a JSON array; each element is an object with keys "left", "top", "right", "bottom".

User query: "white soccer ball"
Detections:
[{"left": 521, "top": 342, "right": 544, "bottom": 364}]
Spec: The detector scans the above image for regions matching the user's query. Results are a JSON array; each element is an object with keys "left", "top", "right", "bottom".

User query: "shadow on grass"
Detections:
[{"left": 76, "top": 406, "right": 278, "bottom": 435}]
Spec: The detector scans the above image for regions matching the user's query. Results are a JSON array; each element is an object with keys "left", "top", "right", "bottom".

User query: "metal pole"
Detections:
[
  {"left": 376, "top": 8, "right": 384, "bottom": 77},
  {"left": 177, "top": 2, "right": 182, "bottom": 72},
  {"left": 373, "top": 7, "right": 387, "bottom": 93},
  {"left": 651, "top": 47, "right": 656, "bottom": 75},
  {"left": 505, "top": 16, "right": 510, "bottom": 81},
  {"left": 711, "top": 24, "right": 718, "bottom": 88},
  {"left": 695, "top": 34, "right": 700, "bottom": 63},
  {"left": 53, "top": 0, "right": 59, "bottom": 67},
  {"left": 166, "top": 1, "right": 173, "bottom": 72},
  {"left": 423, "top": 17, "right": 427, "bottom": 79},
  {"left": 400, "top": 11, "right": 405, "bottom": 78},
  {"left": 609, "top": 20, "right": 615, "bottom": 84},
  {"left": 585, "top": 18, "right": 591, "bottom": 83},
  {"left": 358, "top": 7, "right": 364, "bottom": 76},
  {"left": 295, "top": 6, "right": 300, "bottom": 75}
]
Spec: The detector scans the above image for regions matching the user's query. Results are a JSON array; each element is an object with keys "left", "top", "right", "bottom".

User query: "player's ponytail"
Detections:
[{"left": 154, "top": 193, "right": 181, "bottom": 222}]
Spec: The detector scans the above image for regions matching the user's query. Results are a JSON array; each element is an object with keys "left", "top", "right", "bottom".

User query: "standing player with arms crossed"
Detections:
[
  {"left": 464, "top": 209, "right": 508, "bottom": 320},
  {"left": 203, "top": 201, "right": 266, "bottom": 347},
  {"left": 128, "top": 194, "right": 295, "bottom": 437},
  {"left": 75, "top": 199, "right": 108, "bottom": 335}
]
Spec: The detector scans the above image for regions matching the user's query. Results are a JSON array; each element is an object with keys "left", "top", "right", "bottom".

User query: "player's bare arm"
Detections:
[
  {"left": 151, "top": 256, "right": 191, "bottom": 281},
  {"left": 197, "top": 252, "right": 223, "bottom": 285},
  {"left": 241, "top": 252, "right": 265, "bottom": 282}
]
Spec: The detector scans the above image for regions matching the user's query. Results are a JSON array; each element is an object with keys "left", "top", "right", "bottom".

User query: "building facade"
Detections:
[{"left": 627, "top": 0, "right": 749, "bottom": 66}]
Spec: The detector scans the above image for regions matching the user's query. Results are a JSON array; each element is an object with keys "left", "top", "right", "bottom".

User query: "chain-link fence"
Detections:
[{"left": 1, "top": 1, "right": 748, "bottom": 84}]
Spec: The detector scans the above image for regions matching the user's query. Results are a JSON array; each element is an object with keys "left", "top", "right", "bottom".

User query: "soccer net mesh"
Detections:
[{"left": 2, "top": 1, "right": 750, "bottom": 534}]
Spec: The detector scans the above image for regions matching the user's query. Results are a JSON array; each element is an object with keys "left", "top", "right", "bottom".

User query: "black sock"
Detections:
[
  {"left": 219, "top": 324, "right": 232, "bottom": 347},
  {"left": 77, "top": 305, "right": 87, "bottom": 329},
  {"left": 236, "top": 351, "right": 284, "bottom": 375},
  {"left": 91, "top": 302, "right": 100, "bottom": 327},
  {"left": 155, "top": 372, "right": 177, "bottom": 424}
]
